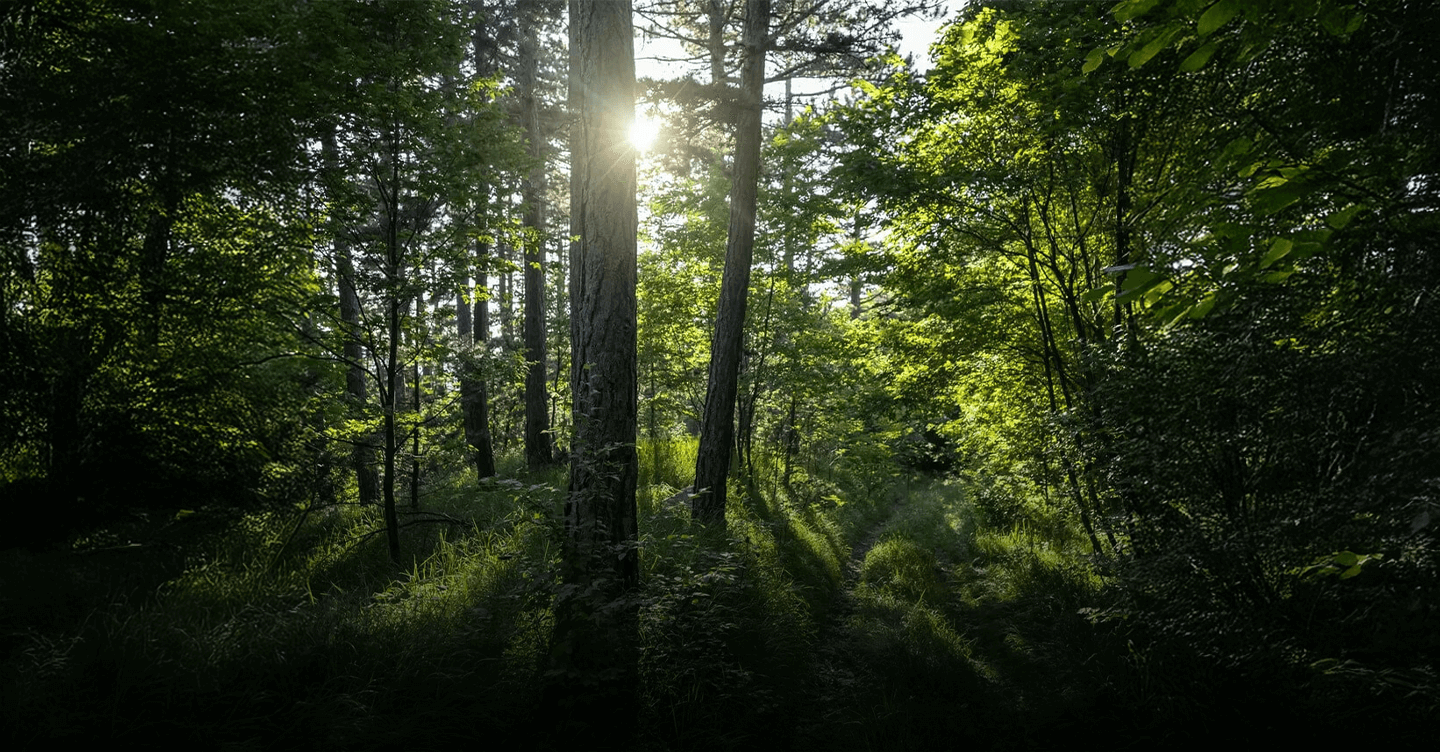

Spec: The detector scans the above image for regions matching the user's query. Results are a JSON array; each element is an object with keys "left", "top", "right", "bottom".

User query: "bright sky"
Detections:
[
  {"left": 630, "top": 1, "right": 965, "bottom": 149},
  {"left": 892, "top": 0, "right": 967, "bottom": 71},
  {"left": 634, "top": 1, "right": 965, "bottom": 82}
]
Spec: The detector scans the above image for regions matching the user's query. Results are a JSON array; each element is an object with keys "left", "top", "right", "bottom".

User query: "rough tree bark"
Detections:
[
  {"left": 545, "top": 0, "right": 640, "bottom": 744},
  {"left": 691, "top": 0, "right": 768, "bottom": 528}
]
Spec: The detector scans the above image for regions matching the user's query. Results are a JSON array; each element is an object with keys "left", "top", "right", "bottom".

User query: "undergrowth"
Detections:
[
  {"left": 16, "top": 439, "right": 1394, "bottom": 749},
  {"left": 2, "top": 441, "right": 901, "bottom": 751}
]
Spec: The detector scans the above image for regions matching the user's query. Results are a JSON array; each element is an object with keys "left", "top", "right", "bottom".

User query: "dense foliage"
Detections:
[
  {"left": 2, "top": 0, "right": 1436, "bottom": 747},
  {"left": 835, "top": 0, "right": 1440, "bottom": 725}
]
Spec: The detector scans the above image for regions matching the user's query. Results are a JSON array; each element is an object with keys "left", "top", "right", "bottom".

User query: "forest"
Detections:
[{"left": 1, "top": 0, "right": 1436, "bottom": 748}]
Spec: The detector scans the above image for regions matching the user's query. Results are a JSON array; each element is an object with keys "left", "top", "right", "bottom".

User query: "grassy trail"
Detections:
[
  {"left": 791, "top": 488, "right": 908, "bottom": 745},
  {"left": 788, "top": 475, "right": 1110, "bottom": 751}
]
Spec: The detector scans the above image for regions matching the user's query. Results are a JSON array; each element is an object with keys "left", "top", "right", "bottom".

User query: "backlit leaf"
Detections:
[
  {"left": 1129, "top": 35, "right": 1168, "bottom": 68},
  {"left": 1083, "top": 46, "right": 1106, "bottom": 74},
  {"left": 1325, "top": 204, "right": 1363, "bottom": 230},
  {"left": 1260, "top": 238, "right": 1293, "bottom": 269},
  {"left": 1112, "top": 0, "right": 1162, "bottom": 23},
  {"left": 1198, "top": 0, "right": 1239, "bottom": 36},
  {"left": 1179, "top": 41, "right": 1217, "bottom": 71}
]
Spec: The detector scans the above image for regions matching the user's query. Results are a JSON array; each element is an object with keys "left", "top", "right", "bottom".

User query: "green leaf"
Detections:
[
  {"left": 1129, "top": 35, "right": 1168, "bottom": 68},
  {"left": 1113, "top": 0, "right": 1162, "bottom": 23},
  {"left": 1197, "top": 0, "right": 1240, "bottom": 36},
  {"left": 1339, "top": 565, "right": 1363, "bottom": 580},
  {"left": 1083, "top": 47, "right": 1107, "bottom": 74},
  {"left": 1320, "top": 7, "right": 1349, "bottom": 36},
  {"left": 1325, "top": 204, "right": 1363, "bottom": 230},
  {"left": 1081, "top": 285, "right": 1112, "bottom": 303},
  {"left": 1189, "top": 295, "right": 1218, "bottom": 319},
  {"left": 1334, "top": 550, "right": 1358, "bottom": 567},
  {"left": 1143, "top": 279, "right": 1175, "bottom": 305},
  {"left": 1118, "top": 266, "right": 1165, "bottom": 300},
  {"left": 1220, "top": 137, "right": 1253, "bottom": 161},
  {"left": 1179, "top": 41, "right": 1217, "bottom": 71},
  {"left": 1260, "top": 238, "right": 1293, "bottom": 269},
  {"left": 1252, "top": 181, "right": 1309, "bottom": 214}
]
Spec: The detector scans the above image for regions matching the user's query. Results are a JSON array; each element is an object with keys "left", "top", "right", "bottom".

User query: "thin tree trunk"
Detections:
[
  {"left": 692, "top": 0, "right": 768, "bottom": 527},
  {"left": 322, "top": 129, "right": 379, "bottom": 506},
  {"left": 707, "top": 0, "right": 727, "bottom": 86},
  {"left": 1112, "top": 86, "right": 1134, "bottom": 337},
  {"left": 1025, "top": 237, "right": 1103, "bottom": 554},
  {"left": 521, "top": 11, "right": 555, "bottom": 470},
  {"left": 499, "top": 238, "right": 515, "bottom": 348},
  {"left": 381, "top": 137, "right": 403, "bottom": 564},
  {"left": 410, "top": 279, "right": 423, "bottom": 510}
]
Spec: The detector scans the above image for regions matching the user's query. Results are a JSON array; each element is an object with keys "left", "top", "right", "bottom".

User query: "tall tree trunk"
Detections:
[
  {"left": 498, "top": 238, "right": 515, "bottom": 347},
  {"left": 459, "top": 244, "right": 496, "bottom": 479},
  {"left": 139, "top": 202, "right": 173, "bottom": 347},
  {"left": 547, "top": 0, "right": 639, "bottom": 744},
  {"left": 460, "top": 6, "right": 497, "bottom": 481},
  {"left": 692, "top": 0, "right": 768, "bottom": 527},
  {"left": 380, "top": 140, "right": 403, "bottom": 564},
  {"left": 322, "top": 129, "right": 379, "bottom": 506},
  {"left": 521, "top": 11, "right": 555, "bottom": 470},
  {"left": 410, "top": 278, "right": 423, "bottom": 510}
]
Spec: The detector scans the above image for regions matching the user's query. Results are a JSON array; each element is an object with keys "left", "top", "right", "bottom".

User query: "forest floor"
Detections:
[
  {"left": 9, "top": 466, "right": 1428, "bottom": 750},
  {"left": 783, "top": 477, "right": 1126, "bottom": 751},
  {"left": 791, "top": 491, "right": 906, "bottom": 747}
]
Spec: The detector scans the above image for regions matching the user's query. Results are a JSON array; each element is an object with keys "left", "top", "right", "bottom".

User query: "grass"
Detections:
[
  {"left": 14, "top": 439, "right": 1412, "bottom": 749},
  {"left": 2, "top": 442, "right": 905, "bottom": 750},
  {"left": 3, "top": 457, "right": 568, "bottom": 749}
]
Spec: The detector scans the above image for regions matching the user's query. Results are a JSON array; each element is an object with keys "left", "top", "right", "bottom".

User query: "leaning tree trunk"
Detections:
[
  {"left": 545, "top": 0, "right": 640, "bottom": 745},
  {"left": 692, "top": 0, "right": 768, "bottom": 528}
]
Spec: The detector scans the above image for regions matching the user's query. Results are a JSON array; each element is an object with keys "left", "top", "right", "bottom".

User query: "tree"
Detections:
[
  {"left": 455, "top": 240, "right": 496, "bottom": 479},
  {"left": 0, "top": 0, "right": 342, "bottom": 542},
  {"left": 691, "top": 0, "right": 769, "bottom": 526},
  {"left": 318, "top": 0, "right": 518, "bottom": 560},
  {"left": 650, "top": 0, "right": 937, "bottom": 526},
  {"left": 323, "top": 129, "right": 382, "bottom": 506},
  {"left": 546, "top": 0, "right": 641, "bottom": 741},
  {"left": 519, "top": 3, "right": 558, "bottom": 471},
  {"left": 833, "top": 0, "right": 1440, "bottom": 706}
]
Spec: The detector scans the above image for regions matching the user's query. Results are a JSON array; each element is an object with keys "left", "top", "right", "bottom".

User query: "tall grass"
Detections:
[
  {"left": 4, "top": 439, "right": 1141, "bottom": 750},
  {"left": 3, "top": 440, "right": 904, "bottom": 750}
]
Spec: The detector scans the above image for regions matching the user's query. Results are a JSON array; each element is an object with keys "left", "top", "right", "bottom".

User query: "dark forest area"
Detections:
[{"left": 2, "top": 0, "right": 1437, "bottom": 749}]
